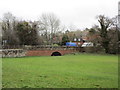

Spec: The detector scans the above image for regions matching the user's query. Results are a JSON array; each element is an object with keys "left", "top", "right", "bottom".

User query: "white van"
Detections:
[{"left": 81, "top": 42, "right": 93, "bottom": 47}]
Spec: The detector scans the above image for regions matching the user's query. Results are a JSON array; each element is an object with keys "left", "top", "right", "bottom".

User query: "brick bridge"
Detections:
[
  {"left": 26, "top": 47, "right": 79, "bottom": 56},
  {"left": 1, "top": 46, "right": 80, "bottom": 57}
]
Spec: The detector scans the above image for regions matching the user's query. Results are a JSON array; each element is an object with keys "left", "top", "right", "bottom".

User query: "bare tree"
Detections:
[
  {"left": 2, "top": 12, "right": 19, "bottom": 46},
  {"left": 97, "top": 15, "right": 113, "bottom": 53},
  {"left": 39, "top": 13, "right": 60, "bottom": 44}
]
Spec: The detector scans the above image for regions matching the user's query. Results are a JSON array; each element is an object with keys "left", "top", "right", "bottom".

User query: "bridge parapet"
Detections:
[
  {"left": 23, "top": 45, "right": 78, "bottom": 51},
  {"left": 2, "top": 45, "right": 78, "bottom": 50},
  {"left": 26, "top": 47, "right": 77, "bottom": 51}
]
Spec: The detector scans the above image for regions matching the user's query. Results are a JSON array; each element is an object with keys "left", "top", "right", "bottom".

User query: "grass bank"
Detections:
[{"left": 2, "top": 54, "right": 118, "bottom": 88}]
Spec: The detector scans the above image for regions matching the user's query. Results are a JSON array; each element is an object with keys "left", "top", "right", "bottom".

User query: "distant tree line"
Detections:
[
  {"left": 0, "top": 12, "right": 119, "bottom": 54},
  {"left": 1, "top": 12, "right": 62, "bottom": 46}
]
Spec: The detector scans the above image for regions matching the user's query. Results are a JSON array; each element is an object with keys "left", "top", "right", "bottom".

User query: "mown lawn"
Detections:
[{"left": 2, "top": 54, "right": 118, "bottom": 88}]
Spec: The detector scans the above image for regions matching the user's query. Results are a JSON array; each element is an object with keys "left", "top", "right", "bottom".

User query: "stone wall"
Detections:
[{"left": 1, "top": 49, "right": 26, "bottom": 57}]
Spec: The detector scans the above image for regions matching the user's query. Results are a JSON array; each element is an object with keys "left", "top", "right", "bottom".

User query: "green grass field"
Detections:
[{"left": 2, "top": 54, "right": 118, "bottom": 88}]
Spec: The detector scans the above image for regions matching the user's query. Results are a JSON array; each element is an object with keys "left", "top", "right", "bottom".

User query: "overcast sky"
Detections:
[{"left": 0, "top": 0, "right": 119, "bottom": 30}]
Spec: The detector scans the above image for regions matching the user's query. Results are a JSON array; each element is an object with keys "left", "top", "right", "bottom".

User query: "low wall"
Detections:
[
  {"left": 79, "top": 47, "right": 105, "bottom": 53},
  {"left": 1, "top": 48, "right": 78, "bottom": 57}
]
